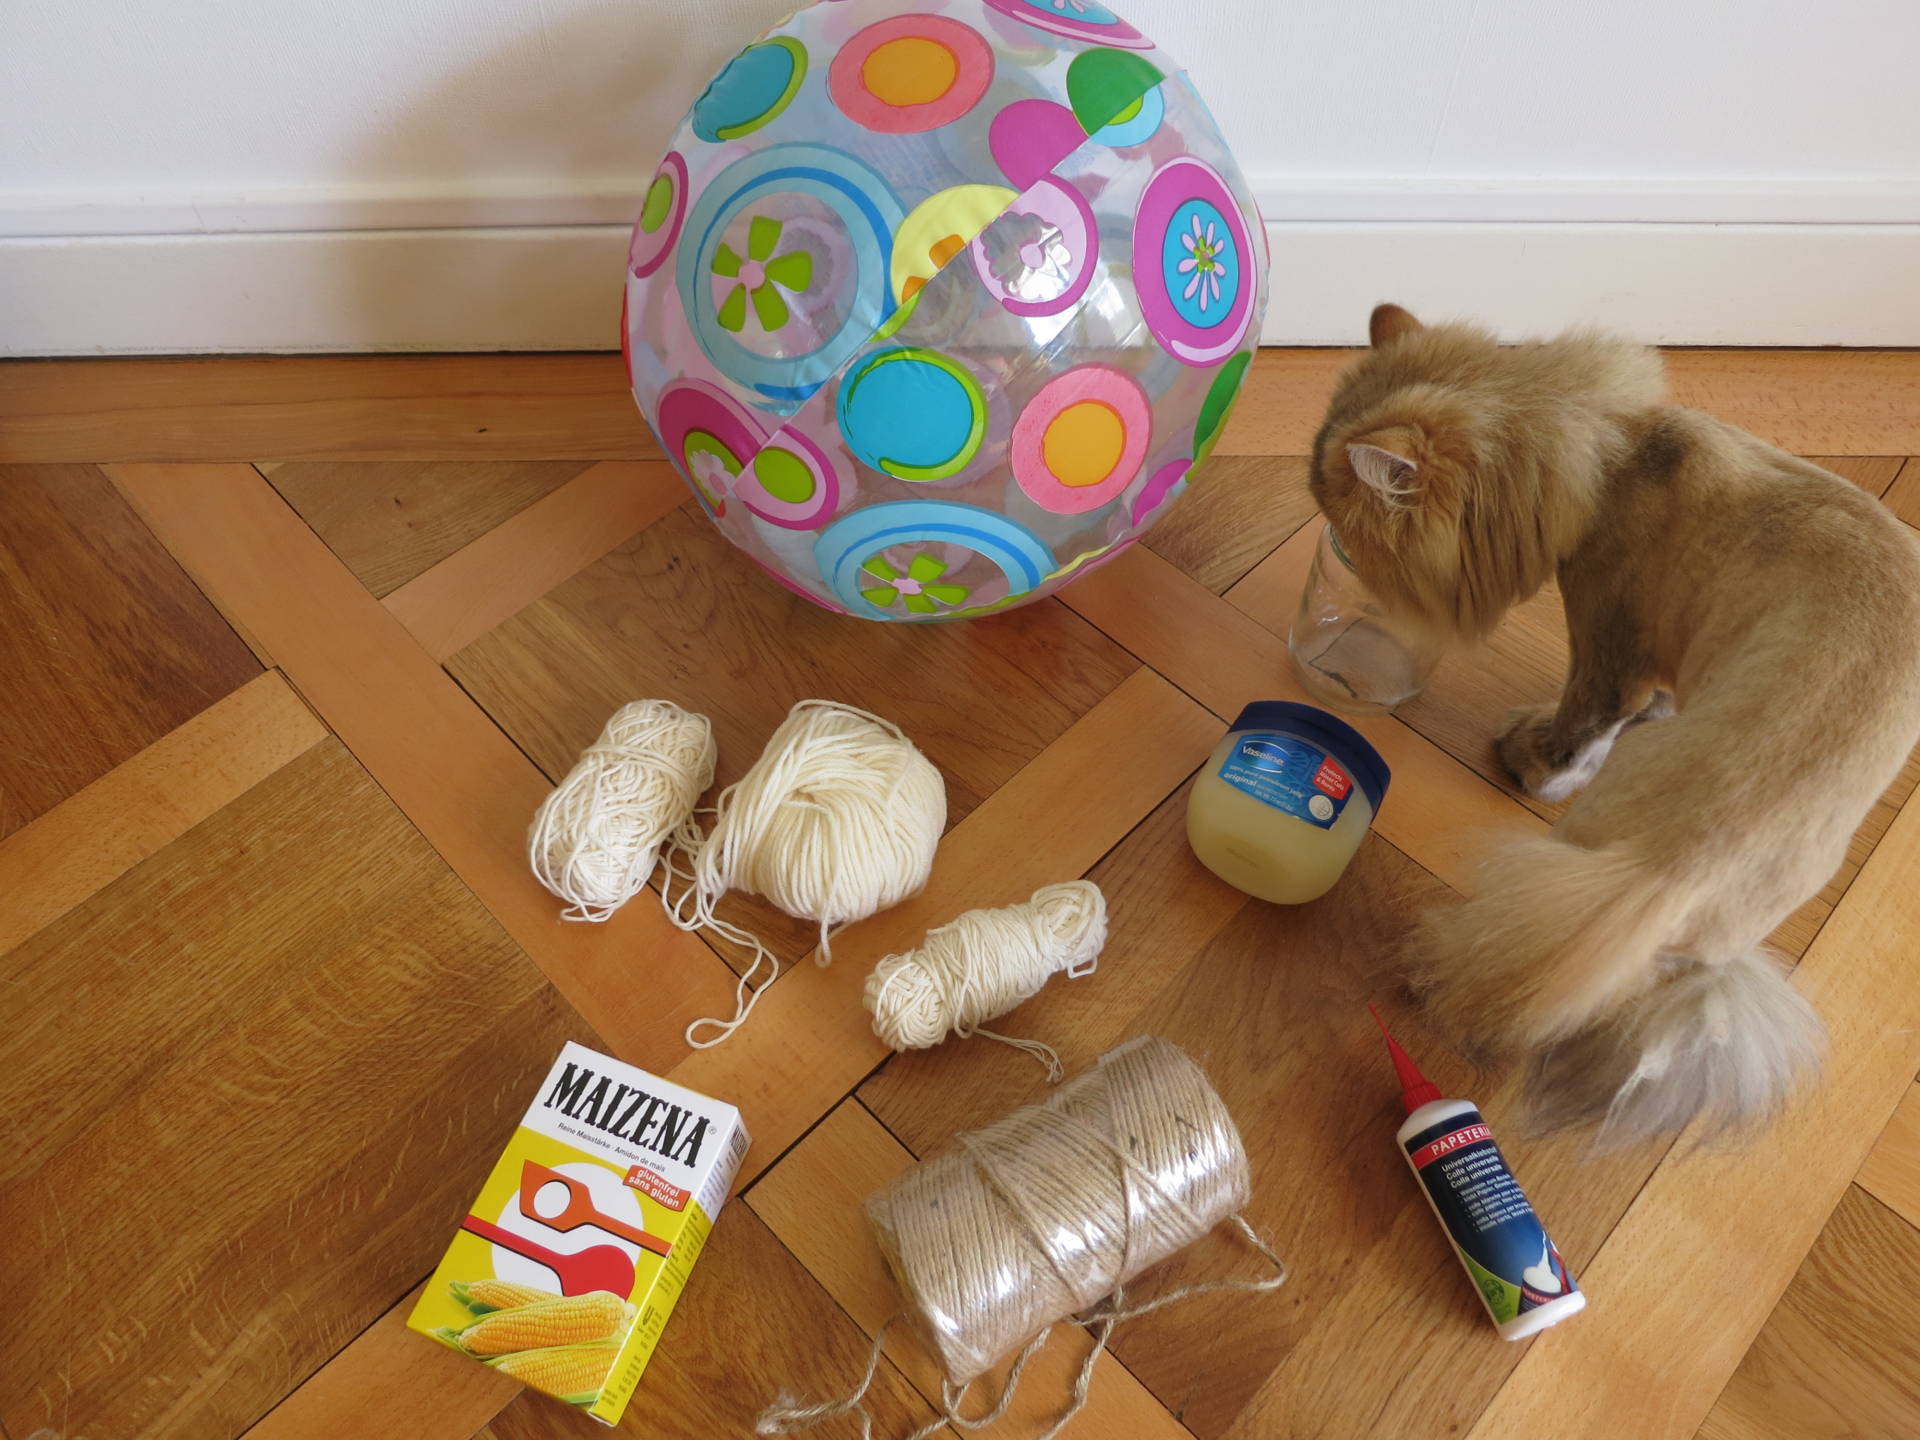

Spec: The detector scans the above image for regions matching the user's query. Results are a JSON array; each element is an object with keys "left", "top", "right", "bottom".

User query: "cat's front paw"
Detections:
[
  {"left": 1497, "top": 704, "right": 1615, "bottom": 802},
  {"left": 1496, "top": 704, "right": 1557, "bottom": 788}
]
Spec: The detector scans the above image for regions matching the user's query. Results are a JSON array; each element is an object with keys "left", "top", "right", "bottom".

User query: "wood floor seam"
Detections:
[
  {"left": 234, "top": 1267, "right": 441, "bottom": 1439},
  {"left": 101, "top": 460, "right": 743, "bottom": 1065},
  {"left": 0, "top": 669, "right": 327, "bottom": 953},
  {"left": 381, "top": 460, "right": 690, "bottom": 660},
  {"left": 736, "top": 1047, "right": 903, "bottom": 1198},
  {"left": 737, "top": 1191, "right": 938, "bottom": 1429}
]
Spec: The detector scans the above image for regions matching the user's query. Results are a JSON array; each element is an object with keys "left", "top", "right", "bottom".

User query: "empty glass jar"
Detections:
[{"left": 1288, "top": 524, "right": 1444, "bottom": 715}]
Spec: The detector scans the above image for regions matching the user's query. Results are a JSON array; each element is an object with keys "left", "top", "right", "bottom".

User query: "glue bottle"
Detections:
[{"left": 1370, "top": 1007, "right": 1585, "bottom": 1340}]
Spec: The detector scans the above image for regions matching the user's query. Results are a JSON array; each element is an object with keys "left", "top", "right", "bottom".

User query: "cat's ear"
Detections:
[
  {"left": 1346, "top": 431, "right": 1421, "bottom": 507},
  {"left": 1368, "top": 303, "right": 1424, "bottom": 348}
]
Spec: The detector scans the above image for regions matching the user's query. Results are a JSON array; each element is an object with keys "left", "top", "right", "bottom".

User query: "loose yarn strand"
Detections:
[
  {"left": 938, "top": 1323, "right": 1058, "bottom": 1434},
  {"left": 757, "top": 1318, "right": 1059, "bottom": 1440},
  {"left": 756, "top": 1316, "right": 901, "bottom": 1440},
  {"left": 965, "top": 1027, "right": 1069, "bottom": 1082},
  {"left": 759, "top": 1222, "right": 1283, "bottom": 1440},
  {"left": 1082, "top": 1215, "right": 1288, "bottom": 1328},
  {"left": 1006, "top": 1220, "right": 1285, "bottom": 1440},
  {"left": 659, "top": 804, "right": 784, "bottom": 1049},
  {"left": 865, "top": 882, "right": 1106, "bottom": 1079}
]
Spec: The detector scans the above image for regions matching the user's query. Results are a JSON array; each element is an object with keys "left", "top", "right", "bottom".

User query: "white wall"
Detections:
[
  {"left": 1210, "top": 0, "right": 1920, "bottom": 219},
  {"left": 4, "top": 0, "right": 1918, "bottom": 352}
]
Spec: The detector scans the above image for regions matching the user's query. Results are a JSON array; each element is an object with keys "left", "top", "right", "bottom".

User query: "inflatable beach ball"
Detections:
[{"left": 623, "top": 0, "right": 1267, "bottom": 621}]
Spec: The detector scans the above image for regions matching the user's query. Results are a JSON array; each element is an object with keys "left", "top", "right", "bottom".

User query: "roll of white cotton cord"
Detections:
[
  {"left": 667, "top": 699, "right": 947, "bottom": 1048},
  {"left": 865, "top": 882, "right": 1107, "bottom": 1080},
  {"left": 528, "top": 700, "right": 716, "bottom": 921}
]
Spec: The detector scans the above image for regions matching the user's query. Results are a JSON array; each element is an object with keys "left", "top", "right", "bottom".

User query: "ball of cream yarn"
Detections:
[
  {"left": 528, "top": 699, "right": 716, "bottom": 921},
  {"left": 673, "top": 699, "right": 947, "bottom": 1046},
  {"left": 865, "top": 881, "right": 1106, "bottom": 1078},
  {"left": 684, "top": 699, "right": 945, "bottom": 940}
]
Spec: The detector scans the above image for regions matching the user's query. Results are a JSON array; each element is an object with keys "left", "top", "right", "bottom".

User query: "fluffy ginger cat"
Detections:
[{"left": 1310, "top": 303, "right": 1920, "bottom": 1141}]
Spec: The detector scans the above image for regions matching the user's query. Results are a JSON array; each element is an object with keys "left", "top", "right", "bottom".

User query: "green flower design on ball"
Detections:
[
  {"left": 859, "top": 551, "right": 971, "bottom": 615},
  {"left": 713, "top": 215, "right": 814, "bottom": 333}
]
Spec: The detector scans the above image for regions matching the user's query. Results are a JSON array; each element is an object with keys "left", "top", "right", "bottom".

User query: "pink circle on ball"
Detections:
[
  {"left": 979, "top": 0, "right": 1152, "bottom": 49},
  {"left": 628, "top": 151, "right": 687, "bottom": 279},
  {"left": 1131, "top": 459, "right": 1190, "bottom": 526},
  {"left": 654, "top": 378, "right": 768, "bottom": 514},
  {"left": 1010, "top": 366, "right": 1152, "bottom": 515},
  {"left": 988, "top": 99, "right": 1086, "bottom": 189},
  {"left": 829, "top": 14, "right": 995, "bottom": 135},
  {"left": 619, "top": 288, "right": 633, "bottom": 387},
  {"left": 1132, "top": 156, "right": 1256, "bottom": 366}
]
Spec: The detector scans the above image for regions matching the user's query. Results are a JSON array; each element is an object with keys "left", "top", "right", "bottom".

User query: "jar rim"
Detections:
[{"left": 1226, "top": 700, "right": 1391, "bottom": 814}]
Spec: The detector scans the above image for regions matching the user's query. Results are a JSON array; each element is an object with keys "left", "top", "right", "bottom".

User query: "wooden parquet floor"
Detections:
[{"left": 3, "top": 350, "right": 1918, "bottom": 1440}]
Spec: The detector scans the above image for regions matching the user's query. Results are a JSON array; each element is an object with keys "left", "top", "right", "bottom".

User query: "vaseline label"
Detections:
[
  {"left": 1216, "top": 731, "right": 1354, "bottom": 831},
  {"left": 1403, "top": 1107, "right": 1579, "bottom": 1324}
]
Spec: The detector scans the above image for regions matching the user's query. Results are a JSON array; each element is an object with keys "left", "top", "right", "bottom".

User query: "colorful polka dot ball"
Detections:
[{"left": 624, "top": 0, "right": 1267, "bottom": 621}]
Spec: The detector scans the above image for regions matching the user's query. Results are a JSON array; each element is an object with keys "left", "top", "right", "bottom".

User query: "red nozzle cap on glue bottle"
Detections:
[{"left": 1368, "top": 1005, "right": 1443, "bottom": 1114}]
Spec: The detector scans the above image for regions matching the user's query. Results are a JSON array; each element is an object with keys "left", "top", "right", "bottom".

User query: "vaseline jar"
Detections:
[{"left": 1186, "top": 702, "right": 1391, "bottom": 904}]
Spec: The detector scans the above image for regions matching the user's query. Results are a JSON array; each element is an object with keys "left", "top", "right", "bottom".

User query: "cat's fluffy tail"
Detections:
[{"left": 1409, "top": 834, "right": 1823, "bottom": 1142}]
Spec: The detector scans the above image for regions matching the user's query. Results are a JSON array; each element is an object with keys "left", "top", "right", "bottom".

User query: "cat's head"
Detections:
[{"left": 1308, "top": 303, "right": 1661, "bottom": 639}]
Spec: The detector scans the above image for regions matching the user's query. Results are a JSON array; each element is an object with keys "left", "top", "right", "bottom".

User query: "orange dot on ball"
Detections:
[
  {"left": 1043, "top": 402, "right": 1127, "bottom": 487},
  {"left": 862, "top": 37, "right": 959, "bottom": 107}
]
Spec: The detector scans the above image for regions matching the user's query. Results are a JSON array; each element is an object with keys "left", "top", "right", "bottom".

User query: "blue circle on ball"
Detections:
[
  {"left": 692, "top": 39, "right": 803, "bottom": 142},
  {"left": 837, "top": 348, "right": 984, "bottom": 481},
  {"left": 678, "top": 144, "right": 902, "bottom": 413},
  {"left": 814, "top": 501, "right": 1054, "bottom": 619},
  {"left": 1162, "top": 197, "right": 1239, "bottom": 331}
]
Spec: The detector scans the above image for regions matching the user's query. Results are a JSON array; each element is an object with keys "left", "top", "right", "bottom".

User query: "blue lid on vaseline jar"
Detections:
[{"left": 1228, "top": 702, "right": 1391, "bottom": 816}]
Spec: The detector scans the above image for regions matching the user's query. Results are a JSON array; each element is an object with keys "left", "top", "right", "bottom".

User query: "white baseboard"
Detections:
[
  {"left": 1249, "top": 175, "right": 1920, "bottom": 225},
  {"left": 1265, "top": 222, "right": 1920, "bottom": 346},
  {"left": 4, "top": 220, "right": 1918, "bottom": 356},
  {"left": 5, "top": 175, "right": 1915, "bottom": 237},
  {"left": 0, "top": 227, "right": 632, "bottom": 356},
  {"left": 0, "top": 180, "right": 653, "bottom": 238}
]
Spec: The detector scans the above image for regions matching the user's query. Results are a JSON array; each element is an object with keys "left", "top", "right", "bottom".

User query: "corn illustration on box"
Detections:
[{"left": 408, "top": 1041, "right": 749, "bottom": 1425}]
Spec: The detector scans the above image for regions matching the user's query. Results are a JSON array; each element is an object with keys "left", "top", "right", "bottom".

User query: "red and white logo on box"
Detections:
[{"left": 624, "top": 1165, "right": 691, "bottom": 1211}]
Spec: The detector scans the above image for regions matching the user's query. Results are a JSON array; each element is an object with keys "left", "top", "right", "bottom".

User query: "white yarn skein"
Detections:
[
  {"left": 865, "top": 882, "right": 1106, "bottom": 1080},
  {"left": 670, "top": 699, "right": 947, "bottom": 1048},
  {"left": 528, "top": 700, "right": 716, "bottom": 922}
]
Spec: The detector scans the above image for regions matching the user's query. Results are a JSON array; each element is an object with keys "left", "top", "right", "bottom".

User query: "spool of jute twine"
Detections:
[{"left": 759, "top": 1036, "right": 1287, "bottom": 1440}]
